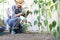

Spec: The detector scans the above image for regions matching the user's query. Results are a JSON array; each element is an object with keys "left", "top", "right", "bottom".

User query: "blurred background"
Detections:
[{"left": 0, "top": 0, "right": 59, "bottom": 33}]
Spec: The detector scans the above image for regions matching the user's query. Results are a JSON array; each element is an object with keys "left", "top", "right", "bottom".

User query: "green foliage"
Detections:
[
  {"left": 34, "top": 10, "right": 39, "bottom": 15},
  {"left": 29, "top": 11, "right": 32, "bottom": 14},
  {"left": 38, "top": 22, "right": 42, "bottom": 27},
  {"left": 57, "top": 26, "right": 60, "bottom": 33},
  {"left": 22, "top": 10, "right": 26, "bottom": 14},
  {"left": 52, "top": 0, "right": 57, "bottom": 3},
  {"left": 0, "top": 0, "right": 7, "bottom": 3},
  {"left": 22, "top": 24, "right": 29, "bottom": 32},
  {"left": 44, "top": 19, "right": 48, "bottom": 26},
  {"left": 41, "top": 7, "right": 45, "bottom": 15},
  {"left": 39, "top": 3, "right": 41, "bottom": 8},
  {"left": 28, "top": 22, "right": 32, "bottom": 27},
  {"left": 33, "top": 0, "right": 58, "bottom": 38},
  {"left": 37, "top": 16, "right": 41, "bottom": 21},
  {"left": 23, "top": 7, "right": 28, "bottom": 9},
  {"left": 0, "top": 0, "right": 3, "bottom": 3},
  {"left": 34, "top": 20, "right": 37, "bottom": 25},
  {"left": 49, "top": 24, "right": 53, "bottom": 31},
  {"left": 22, "top": 7, "right": 28, "bottom": 14},
  {"left": 46, "top": 1, "right": 51, "bottom": 6},
  {"left": 49, "top": 20, "right": 56, "bottom": 31},
  {"left": 50, "top": 5, "right": 54, "bottom": 11},
  {"left": 52, "top": 20, "right": 56, "bottom": 27},
  {"left": 39, "top": 0, "right": 43, "bottom": 3},
  {"left": 55, "top": 3, "right": 58, "bottom": 10},
  {"left": 53, "top": 31, "right": 58, "bottom": 38},
  {"left": 48, "top": 10, "right": 52, "bottom": 18},
  {"left": 21, "top": 0, "right": 58, "bottom": 35},
  {"left": 34, "top": 0, "right": 38, "bottom": 4}
]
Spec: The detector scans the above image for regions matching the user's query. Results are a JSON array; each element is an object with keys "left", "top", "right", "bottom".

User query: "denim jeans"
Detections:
[{"left": 7, "top": 17, "right": 23, "bottom": 34}]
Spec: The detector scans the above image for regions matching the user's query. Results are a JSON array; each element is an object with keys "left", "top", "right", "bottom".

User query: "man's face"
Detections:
[
  {"left": 15, "top": 0, "right": 24, "bottom": 8},
  {"left": 16, "top": 3, "right": 22, "bottom": 8}
]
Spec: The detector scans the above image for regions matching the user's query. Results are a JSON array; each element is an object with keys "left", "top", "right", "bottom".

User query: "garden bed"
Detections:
[{"left": 0, "top": 33, "right": 55, "bottom": 40}]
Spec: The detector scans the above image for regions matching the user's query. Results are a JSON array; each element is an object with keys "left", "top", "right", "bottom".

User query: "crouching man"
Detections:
[{"left": 7, "top": 0, "right": 29, "bottom": 34}]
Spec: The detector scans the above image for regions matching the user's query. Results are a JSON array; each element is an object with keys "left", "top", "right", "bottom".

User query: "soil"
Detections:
[{"left": 0, "top": 33, "right": 55, "bottom": 40}]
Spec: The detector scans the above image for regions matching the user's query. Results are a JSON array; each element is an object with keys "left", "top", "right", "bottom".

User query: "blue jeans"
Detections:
[{"left": 7, "top": 17, "right": 23, "bottom": 34}]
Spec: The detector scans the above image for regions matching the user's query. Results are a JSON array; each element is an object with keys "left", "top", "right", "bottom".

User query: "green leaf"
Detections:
[
  {"left": 22, "top": 26, "right": 27, "bottom": 32},
  {"left": 48, "top": 10, "right": 52, "bottom": 18},
  {"left": 52, "top": 20, "right": 56, "bottom": 27},
  {"left": 0, "top": 0, "right": 3, "bottom": 3},
  {"left": 30, "top": 11, "right": 32, "bottom": 14},
  {"left": 22, "top": 24, "right": 29, "bottom": 32},
  {"left": 23, "top": 7, "right": 28, "bottom": 9},
  {"left": 41, "top": 7, "right": 45, "bottom": 15},
  {"left": 22, "top": 10, "right": 26, "bottom": 14},
  {"left": 49, "top": 24, "right": 53, "bottom": 31},
  {"left": 37, "top": 16, "right": 41, "bottom": 21},
  {"left": 50, "top": 5, "right": 54, "bottom": 11},
  {"left": 24, "top": 24, "right": 29, "bottom": 27},
  {"left": 38, "top": 22, "right": 42, "bottom": 27},
  {"left": 39, "top": 3, "right": 41, "bottom": 8},
  {"left": 28, "top": 22, "right": 32, "bottom": 27},
  {"left": 0, "top": 0, "right": 7, "bottom": 3},
  {"left": 34, "top": 10, "right": 39, "bottom": 15},
  {"left": 39, "top": 0, "right": 43, "bottom": 3},
  {"left": 53, "top": 31, "right": 58, "bottom": 38},
  {"left": 34, "top": 20, "right": 37, "bottom": 25},
  {"left": 34, "top": 0, "right": 37, "bottom": 3},
  {"left": 46, "top": 1, "right": 51, "bottom": 6},
  {"left": 44, "top": 19, "right": 48, "bottom": 26},
  {"left": 42, "top": 2, "right": 46, "bottom": 6},
  {"left": 57, "top": 26, "right": 60, "bottom": 33},
  {"left": 53, "top": 0, "right": 57, "bottom": 3},
  {"left": 55, "top": 3, "right": 58, "bottom": 10}
]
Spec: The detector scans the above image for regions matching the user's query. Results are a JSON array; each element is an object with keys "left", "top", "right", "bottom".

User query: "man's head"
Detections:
[{"left": 15, "top": 0, "right": 24, "bottom": 8}]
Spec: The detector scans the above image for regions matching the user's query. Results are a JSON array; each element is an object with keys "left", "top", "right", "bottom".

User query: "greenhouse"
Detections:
[{"left": 0, "top": 0, "right": 60, "bottom": 40}]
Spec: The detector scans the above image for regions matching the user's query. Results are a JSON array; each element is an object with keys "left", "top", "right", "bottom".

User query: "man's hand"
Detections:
[
  {"left": 25, "top": 10, "right": 30, "bottom": 17},
  {"left": 13, "top": 10, "right": 30, "bottom": 17},
  {"left": 26, "top": 10, "right": 30, "bottom": 16}
]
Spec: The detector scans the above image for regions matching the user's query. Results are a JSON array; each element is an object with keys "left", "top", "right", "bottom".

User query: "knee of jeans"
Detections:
[
  {"left": 15, "top": 18, "right": 21, "bottom": 22},
  {"left": 13, "top": 18, "right": 19, "bottom": 22},
  {"left": 8, "top": 20, "right": 13, "bottom": 26},
  {"left": 8, "top": 22, "right": 13, "bottom": 27}
]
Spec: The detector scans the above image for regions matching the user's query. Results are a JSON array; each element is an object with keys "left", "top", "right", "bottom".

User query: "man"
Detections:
[{"left": 7, "top": 0, "right": 29, "bottom": 34}]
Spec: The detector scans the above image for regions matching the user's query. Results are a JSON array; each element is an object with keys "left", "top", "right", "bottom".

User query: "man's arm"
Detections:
[
  {"left": 14, "top": 10, "right": 30, "bottom": 17},
  {"left": 9, "top": 6, "right": 30, "bottom": 18},
  {"left": 8, "top": 6, "right": 22, "bottom": 18},
  {"left": 12, "top": 13, "right": 22, "bottom": 18}
]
